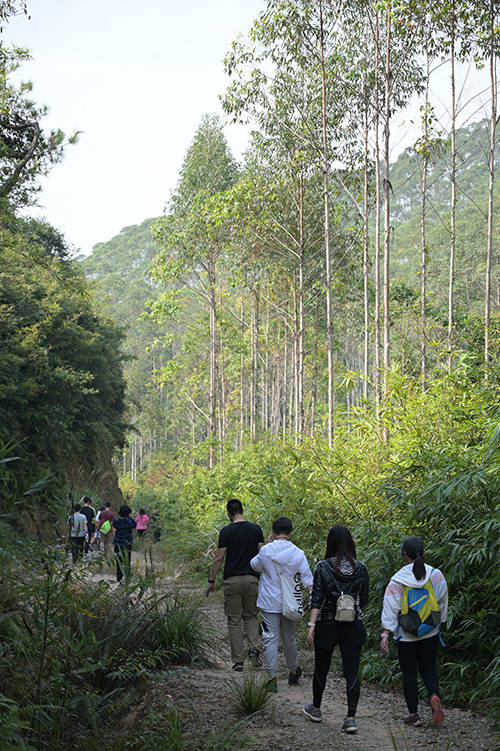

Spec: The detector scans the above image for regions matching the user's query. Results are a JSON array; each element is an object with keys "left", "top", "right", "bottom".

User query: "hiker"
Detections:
[
  {"left": 205, "top": 499, "right": 264, "bottom": 671},
  {"left": 68, "top": 503, "right": 88, "bottom": 565},
  {"left": 112, "top": 504, "right": 136, "bottom": 583},
  {"left": 135, "top": 508, "right": 150, "bottom": 537},
  {"left": 380, "top": 536, "right": 448, "bottom": 727},
  {"left": 80, "top": 496, "right": 96, "bottom": 554},
  {"left": 94, "top": 504, "right": 105, "bottom": 550},
  {"left": 98, "top": 501, "right": 115, "bottom": 555},
  {"left": 250, "top": 516, "right": 313, "bottom": 691},
  {"left": 303, "top": 525, "right": 369, "bottom": 735},
  {"left": 151, "top": 511, "right": 161, "bottom": 543}
]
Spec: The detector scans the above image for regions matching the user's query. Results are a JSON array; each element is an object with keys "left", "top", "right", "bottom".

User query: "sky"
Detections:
[
  {"left": 5, "top": 1, "right": 492, "bottom": 256},
  {"left": 6, "top": 0, "right": 264, "bottom": 254}
]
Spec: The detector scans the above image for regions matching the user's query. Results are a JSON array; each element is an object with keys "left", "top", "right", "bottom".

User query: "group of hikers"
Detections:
[
  {"left": 68, "top": 498, "right": 154, "bottom": 581},
  {"left": 206, "top": 499, "right": 448, "bottom": 734}
]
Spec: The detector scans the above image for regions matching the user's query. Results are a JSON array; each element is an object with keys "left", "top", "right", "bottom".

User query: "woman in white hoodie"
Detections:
[
  {"left": 381, "top": 536, "right": 448, "bottom": 727},
  {"left": 250, "top": 516, "right": 313, "bottom": 691}
]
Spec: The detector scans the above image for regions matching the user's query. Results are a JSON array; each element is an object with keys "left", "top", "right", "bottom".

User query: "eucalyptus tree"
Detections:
[
  {"left": 224, "top": 0, "right": 371, "bottom": 445},
  {"left": 479, "top": 0, "right": 500, "bottom": 374},
  {"left": 153, "top": 115, "right": 238, "bottom": 467}
]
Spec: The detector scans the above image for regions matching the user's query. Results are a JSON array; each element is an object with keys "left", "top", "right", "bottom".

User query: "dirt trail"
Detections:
[{"left": 86, "top": 552, "right": 497, "bottom": 751}]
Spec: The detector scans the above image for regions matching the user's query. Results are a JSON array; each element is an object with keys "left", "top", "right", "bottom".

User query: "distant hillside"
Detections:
[
  {"left": 82, "top": 217, "right": 159, "bottom": 325},
  {"left": 81, "top": 218, "right": 167, "bottom": 465},
  {"left": 390, "top": 118, "right": 500, "bottom": 315}
]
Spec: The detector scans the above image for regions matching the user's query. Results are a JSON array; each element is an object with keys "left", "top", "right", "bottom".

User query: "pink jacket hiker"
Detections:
[{"left": 135, "top": 514, "right": 150, "bottom": 531}]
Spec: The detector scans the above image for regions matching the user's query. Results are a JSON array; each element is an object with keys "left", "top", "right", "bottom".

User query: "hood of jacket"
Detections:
[
  {"left": 391, "top": 563, "right": 433, "bottom": 587},
  {"left": 322, "top": 558, "right": 366, "bottom": 583},
  {"left": 268, "top": 540, "right": 306, "bottom": 573}
]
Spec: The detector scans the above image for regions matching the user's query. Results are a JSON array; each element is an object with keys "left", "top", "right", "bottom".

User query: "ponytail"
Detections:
[{"left": 401, "top": 536, "right": 426, "bottom": 580}]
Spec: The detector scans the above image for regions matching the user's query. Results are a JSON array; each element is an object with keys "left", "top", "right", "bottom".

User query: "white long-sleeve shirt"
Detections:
[
  {"left": 381, "top": 563, "right": 448, "bottom": 642},
  {"left": 250, "top": 539, "right": 313, "bottom": 613}
]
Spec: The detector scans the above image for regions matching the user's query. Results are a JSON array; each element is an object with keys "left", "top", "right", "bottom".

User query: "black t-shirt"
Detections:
[
  {"left": 218, "top": 520, "right": 264, "bottom": 579},
  {"left": 81, "top": 505, "right": 95, "bottom": 526}
]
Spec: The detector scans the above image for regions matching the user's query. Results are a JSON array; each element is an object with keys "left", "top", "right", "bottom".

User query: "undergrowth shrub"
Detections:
[{"left": 0, "top": 544, "right": 215, "bottom": 750}]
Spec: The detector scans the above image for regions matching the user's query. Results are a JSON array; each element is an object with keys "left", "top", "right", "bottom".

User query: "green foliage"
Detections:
[
  {"left": 0, "top": 543, "right": 215, "bottom": 750},
  {"left": 123, "top": 705, "right": 184, "bottom": 751},
  {"left": 0, "top": 213, "right": 127, "bottom": 511}
]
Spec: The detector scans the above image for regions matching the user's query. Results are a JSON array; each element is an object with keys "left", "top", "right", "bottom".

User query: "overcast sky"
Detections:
[
  {"left": 6, "top": 0, "right": 263, "bottom": 254},
  {"left": 6, "top": 1, "right": 491, "bottom": 256}
]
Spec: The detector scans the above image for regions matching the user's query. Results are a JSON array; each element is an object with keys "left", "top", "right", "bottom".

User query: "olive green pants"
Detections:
[{"left": 223, "top": 574, "right": 260, "bottom": 663}]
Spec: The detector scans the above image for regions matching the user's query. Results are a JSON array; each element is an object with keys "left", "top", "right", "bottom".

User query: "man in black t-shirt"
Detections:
[{"left": 206, "top": 499, "right": 264, "bottom": 671}]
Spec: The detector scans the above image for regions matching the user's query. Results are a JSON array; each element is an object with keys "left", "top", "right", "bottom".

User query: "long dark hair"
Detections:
[
  {"left": 402, "top": 536, "right": 425, "bottom": 580},
  {"left": 324, "top": 525, "right": 357, "bottom": 567}
]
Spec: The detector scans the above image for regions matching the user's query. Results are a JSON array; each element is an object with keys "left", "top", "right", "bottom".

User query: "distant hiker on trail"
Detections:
[
  {"left": 150, "top": 511, "right": 161, "bottom": 543},
  {"left": 98, "top": 501, "right": 115, "bottom": 555},
  {"left": 135, "top": 508, "right": 149, "bottom": 537},
  {"left": 250, "top": 516, "right": 313, "bottom": 692},
  {"left": 94, "top": 504, "right": 105, "bottom": 550},
  {"left": 304, "top": 525, "right": 369, "bottom": 735},
  {"left": 81, "top": 496, "right": 96, "bottom": 554},
  {"left": 68, "top": 503, "right": 87, "bottom": 565},
  {"left": 205, "top": 499, "right": 264, "bottom": 671},
  {"left": 113, "top": 504, "right": 136, "bottom": 583},
  {"left": 381, "top": 536, "right": 448, "bottom": 728}
]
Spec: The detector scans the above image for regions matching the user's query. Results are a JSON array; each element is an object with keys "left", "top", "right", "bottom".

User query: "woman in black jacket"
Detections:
[{"left": 303, "top": 525, "right": 369, "bottom": 734}]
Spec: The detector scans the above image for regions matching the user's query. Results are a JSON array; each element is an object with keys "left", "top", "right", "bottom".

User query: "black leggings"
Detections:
[
  {"left": 397, "top": 635, "right": 440, "bottom": 714},
  {"left": 313, "top": 621, "right": 366, "bottom": 717}
]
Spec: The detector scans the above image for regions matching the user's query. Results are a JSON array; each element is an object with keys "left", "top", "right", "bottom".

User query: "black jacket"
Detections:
[{"left": 310, "top": 558, "right": 369, "bottom": 623}]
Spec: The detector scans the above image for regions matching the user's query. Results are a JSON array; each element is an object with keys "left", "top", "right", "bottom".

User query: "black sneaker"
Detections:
[
  {"left": 341, "top": 717, "right": 357, "bottom": 734},
  {"left": 232, "top": 661, "right": 244, "bottom": 671},
  {"left": 403, "top": 712, "right": 423, "bottom": 727},
  {"left": 248, "top": 648, "right": 262, "bottom": 668},
  {"left": 288, "top": 666, "right": 303, "bottom": 685}
]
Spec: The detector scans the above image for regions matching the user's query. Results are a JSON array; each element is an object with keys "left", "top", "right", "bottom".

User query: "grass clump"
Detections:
[
  {"left": 123, "top": 705, "right": 184, "bottom": 751},
  {"left": 227, "top": 672, "right": 275, "bottom": 715}
]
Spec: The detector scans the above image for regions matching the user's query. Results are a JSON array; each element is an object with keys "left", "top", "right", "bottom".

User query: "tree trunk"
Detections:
[
  {"left": 310, "top": 301, "right": 319, "bottom": 437},
  {"left": 382, "top": 2, "right": 391, "bottom": 406},
  {"left": 297, "top": 171, "right": 305, "bottom": 440},
  {"left": 485, "top": 0, "right": 496, "bottom": 377},
  {"left": 282, "top": 331, "right": 288, "bottom": 440},
  {"left": 319, "top": 0, "right": 334, "bottom": 447},
  {"left": 421, "top": 40, "right": 430, "bottom": 391},
  {"left": 447, "top": 4, "right": 456, "bottom": 369},
  {"left": 363, "top": 86, "right": 370, "bottom": 404},
  {"left": 208, "top": 246, "right": 218, "bottom": 467},
  {"left": 240, "top": 298, "right": 245, "bottom": 448},
  {"left": 374, "top": 7, "right": 382, "bottom": 417},
  {"left": 250, "top": 284, "right": 260, "bottom": 440}
]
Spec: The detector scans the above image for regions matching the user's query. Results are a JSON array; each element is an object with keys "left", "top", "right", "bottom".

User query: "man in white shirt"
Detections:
[
  {"left": 250, "top": 516, "right": 313, "bottom": 691},
  {"left": 68, "top": 503, "right": 87, "bottom": 565}
]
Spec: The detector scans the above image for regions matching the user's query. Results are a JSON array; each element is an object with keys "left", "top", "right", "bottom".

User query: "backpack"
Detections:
[
  {"left": 325, "top": 561, "right": 358, "bottom": 622},
  {"left": 398, "top": 572, "right": 441, "bottom": 637},
  {"left": 100, "top": 519, "right": 111, "bottom": 535},
  {"left": 335, "top": 592, "right": 356, "bottom": 622},
  {"left": 273, "top": 561, "right": 304, "bottom": 621}
]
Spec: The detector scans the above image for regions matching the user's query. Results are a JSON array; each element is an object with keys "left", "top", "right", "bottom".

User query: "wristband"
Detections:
[
  {"left": 208, "top": 579, "right": 215, "bottom": 584},
  {"left": 308, "top": 622, "right": 316, "bottom": 627}
]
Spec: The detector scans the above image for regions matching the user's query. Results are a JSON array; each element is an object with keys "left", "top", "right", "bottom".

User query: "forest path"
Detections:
[{"left": 85, "top": 549, "right": 496, "bottom": 751}]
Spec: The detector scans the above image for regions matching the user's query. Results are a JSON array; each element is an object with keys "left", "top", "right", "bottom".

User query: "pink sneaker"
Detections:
[{"left": 430, "top": 694, "right": 445, "bottom": 724}]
